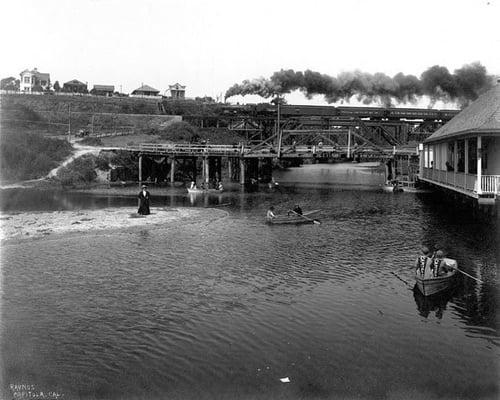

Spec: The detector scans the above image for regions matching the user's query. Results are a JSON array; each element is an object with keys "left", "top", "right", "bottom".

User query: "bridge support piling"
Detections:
[
  {"left": 203, "top": 157, "right": 210, "bottom": 185},
  {"left": 192, "top": 157, "right": 197, "bottom": 183},
  {"left": 216, "top": 157, "right": 222, "bottom": 182},
  {"left": 170, "top": 156, "right": 175, "bottom": 183},
  {"left": 239, "top": 158, "right": 245, "bottom": 185},
  {"left": 227, "top": 157, "right": 233, "bottom": 182}
]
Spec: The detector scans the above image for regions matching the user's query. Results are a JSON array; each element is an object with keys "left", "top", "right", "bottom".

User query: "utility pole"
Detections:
[
  {"left": 276, "top": 96, "right": 282, "bottom": 157},
  {"left": 67, "top": 103, "right": 71, "bottom": 142},
  {"left": 347, "top": 126, "right": 351, "bottom": 158}
]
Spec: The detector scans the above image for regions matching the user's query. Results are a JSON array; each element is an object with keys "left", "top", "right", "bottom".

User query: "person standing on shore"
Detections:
[{"left": 138, "top": 185, "right": 151, "bottom": 215}]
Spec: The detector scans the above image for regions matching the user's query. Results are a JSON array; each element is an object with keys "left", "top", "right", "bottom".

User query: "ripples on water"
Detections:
[{"left": 1, "top": 163, "right": 498, "bottom": 399}]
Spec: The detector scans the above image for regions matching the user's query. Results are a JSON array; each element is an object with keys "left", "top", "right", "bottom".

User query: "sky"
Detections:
[{"left": 1, "top": 0, "right": 499, "bottom": 105}]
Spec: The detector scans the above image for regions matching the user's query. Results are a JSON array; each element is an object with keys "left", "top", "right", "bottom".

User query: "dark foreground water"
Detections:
[{"left": 1, "top": 163, "right": 498, "bottom": 400}]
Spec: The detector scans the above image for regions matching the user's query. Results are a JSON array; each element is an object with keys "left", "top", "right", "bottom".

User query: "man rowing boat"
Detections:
[{"left": 266, "top": 206, "right": 276, "bottom": 222}]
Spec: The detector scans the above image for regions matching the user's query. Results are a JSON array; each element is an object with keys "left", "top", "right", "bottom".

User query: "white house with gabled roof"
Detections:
[{"left": 20, "top": 68, "right": 50, "bottom": 92}]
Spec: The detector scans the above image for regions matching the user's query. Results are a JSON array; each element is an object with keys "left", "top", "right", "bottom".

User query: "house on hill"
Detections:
[
  {"left": 420, "top": 81, "right": 500, "bottom": 205},
  {"left": 131, "top": 84, "right": 160, "bottom": 97},
  {"left": 168, "top": 83, "right": 186, "bottom": 99},
  {"left": 63, "top": 79, "right": 88, "bottom": 93},
  {"left": 20, "top": 68, "right": 50, "bottom": 92},
  {"left": 91, "top": 84, "right": 115, "bottom": 96}
]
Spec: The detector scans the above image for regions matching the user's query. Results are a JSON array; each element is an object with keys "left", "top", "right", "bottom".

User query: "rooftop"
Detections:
[
  {"left": 93, "top": 84, "right": 115, "bottom": 91},
  {"left": 132, "top": 84, "right": 160, "bottom": 93},
  {"left": 426, "top": 84, "right": 500, "bottom": 142}
]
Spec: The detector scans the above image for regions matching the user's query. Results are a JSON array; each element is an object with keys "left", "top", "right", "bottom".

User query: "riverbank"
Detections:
[{"left": 0, "top": 206, "right": 227, "bottom": 243}]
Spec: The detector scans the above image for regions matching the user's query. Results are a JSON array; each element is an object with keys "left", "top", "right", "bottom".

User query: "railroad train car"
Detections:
[{"left": 220, "top": 103, "right": 459, "bottom": 121}]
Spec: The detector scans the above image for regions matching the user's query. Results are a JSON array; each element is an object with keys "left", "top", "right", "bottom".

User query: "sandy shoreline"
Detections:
[{"left": 0, "top": 207, "right": 227, "bottom": 243}]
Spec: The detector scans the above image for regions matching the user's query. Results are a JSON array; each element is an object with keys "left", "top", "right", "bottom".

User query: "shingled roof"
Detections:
[
  {"left": 132, "top": 84, "right": 159, "bottom": 94},
  {"left": 64, "top": 79, "right": 86, "bottom": 86},
  {"left": 426, "top": 84, "right": 500, "bottom": 143},
  {"left": 93, "top": 84, "right": 115, "bottom": 91}
]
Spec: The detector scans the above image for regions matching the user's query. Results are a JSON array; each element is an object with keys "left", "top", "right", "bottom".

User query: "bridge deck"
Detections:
[{"left": 118, "top": 143, "right": 417, "bottom": 158}]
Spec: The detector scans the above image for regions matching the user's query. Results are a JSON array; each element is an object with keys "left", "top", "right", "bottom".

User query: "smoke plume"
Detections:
[{"left": 225, "top": 62, "right": 494, "bottom": 107}]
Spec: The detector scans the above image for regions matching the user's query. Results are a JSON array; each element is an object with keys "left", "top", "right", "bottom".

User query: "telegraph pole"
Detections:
[
  {"left": 67, "top": 103, "right": 71, "bottom": 142},
  {"left": 276, "top": 95, "right": 282, "bottom": 157}
]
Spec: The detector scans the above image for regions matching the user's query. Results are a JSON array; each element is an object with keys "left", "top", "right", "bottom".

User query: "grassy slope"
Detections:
[{"left": 0, "top": 129, "right": 73, "bottom": 181}]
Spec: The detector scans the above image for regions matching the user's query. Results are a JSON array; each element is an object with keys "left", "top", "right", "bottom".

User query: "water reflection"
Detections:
[
  {"left": 1, "top": 162, "right": 498, "bottom": 399},
  {"left": 413, "top": 286, "right": 456, "bottom": 319}
]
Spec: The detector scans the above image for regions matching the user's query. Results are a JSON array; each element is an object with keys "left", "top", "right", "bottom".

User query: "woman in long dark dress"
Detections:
[{"left": 137, "top": 185, "right": 151, "bottom": 215}]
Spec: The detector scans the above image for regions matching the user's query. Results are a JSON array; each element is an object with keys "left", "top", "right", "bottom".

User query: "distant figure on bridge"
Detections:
[
  {"left": 137, "top": 185, "right": 151, "bottom": 215},
  {"left": 446, "top": 161, "right": 454, "bottom": 171}
]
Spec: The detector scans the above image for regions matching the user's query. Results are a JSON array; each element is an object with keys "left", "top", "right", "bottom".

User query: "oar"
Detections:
[
  {"left": 454, "top": 268, "right": 484, "bottom": 284},
  {"left": 390, "top": 271, "right": 413, "bottom": 289},
  {"left": 289, "top": 209, "right": 321, "bottom": 225}
]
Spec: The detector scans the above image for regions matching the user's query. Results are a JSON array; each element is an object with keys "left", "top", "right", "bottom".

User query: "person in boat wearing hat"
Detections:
[
  {"left": 137, "top": 184, "right": 151, "bottom": 215},
  {"left": 415, "top": 246, "right": 432, "bottom": 277}
]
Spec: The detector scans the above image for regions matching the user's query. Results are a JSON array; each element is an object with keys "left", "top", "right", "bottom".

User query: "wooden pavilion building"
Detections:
[
  {"left": 131, "top": 84, "right": 160, "bottom": 97},
  {"left": 419, "top": 82, "right": 500, "bottom": 205}
]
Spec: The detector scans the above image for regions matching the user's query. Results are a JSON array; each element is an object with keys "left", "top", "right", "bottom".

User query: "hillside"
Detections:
[{"left": 0, "top": 93, "right": 182, "bottom": 136}]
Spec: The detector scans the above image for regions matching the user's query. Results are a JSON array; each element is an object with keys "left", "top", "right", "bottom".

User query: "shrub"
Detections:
[
  {"left": 56, "top": 154, "right": 97, "bottom": 186},
  {"left": 95, "top": 153, "right": 110, "bottom": 171},
  {"left": 158, "top": 121, "right": 198, "bottom": 142},
  {"left": 0, "top": 132, "right": 72, "bottom": 181}
]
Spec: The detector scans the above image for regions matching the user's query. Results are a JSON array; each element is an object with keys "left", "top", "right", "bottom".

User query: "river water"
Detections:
[{"left": 1, "top": 163, "right": 498, "bottom": 400}]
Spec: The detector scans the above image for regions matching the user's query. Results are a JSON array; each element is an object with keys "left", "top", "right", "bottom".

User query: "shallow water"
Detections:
[{"left": 1, "top": 163, "right": 498, "bottom": 399}]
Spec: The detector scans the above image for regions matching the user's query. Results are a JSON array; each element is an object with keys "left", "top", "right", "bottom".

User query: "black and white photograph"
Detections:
[{"left": 0, "top": 0, "right": 499, "bottom": 399}]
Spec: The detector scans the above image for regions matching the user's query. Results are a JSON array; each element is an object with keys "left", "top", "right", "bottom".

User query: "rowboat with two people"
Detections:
[
  {"left": 414, "top": 247, "right": 458, "bottom": 296},
  {"left": 187, "top": 181, "right": 223, "bottom": 194},
  {"left": 266, "top": 205, "right": 321, "bottom": 225},
  {"left": 187, "top": 187, "right": 224, "bottom": 194}
]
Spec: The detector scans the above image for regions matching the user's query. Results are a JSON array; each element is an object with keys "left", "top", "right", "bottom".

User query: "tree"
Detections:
[
  {"left": 158, "top": 121, "right": 199, "bottom": 142},
  {"left": 53, "top": 81, "right": 61, "bottom": 92},
  {"left": 1, "top": 76, "right": 20, "bottom": 91}
]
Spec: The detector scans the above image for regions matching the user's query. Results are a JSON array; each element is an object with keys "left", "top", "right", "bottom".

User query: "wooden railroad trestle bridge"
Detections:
[
  {"left": 121, "top": 139, "right": 419, "bottom": 185},
  {"left": 116, "top": 105, "right": 459, "bottom": 185}
]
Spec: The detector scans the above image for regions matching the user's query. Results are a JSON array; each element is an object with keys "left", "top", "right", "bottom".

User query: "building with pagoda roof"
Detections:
[{"left": 168, "top": 83, "right": 186, "bottom": 99}]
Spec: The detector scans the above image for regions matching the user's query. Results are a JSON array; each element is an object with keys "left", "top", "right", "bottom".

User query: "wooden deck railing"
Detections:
[
  {"left": 422, "top": 168, "right": 500, "bottom": 195},
  {"left": 127, "top": 143, "right": 246, "bottom": 156},
  {"left": 481, "top": 175, "right": 500, "bottom": 194}
]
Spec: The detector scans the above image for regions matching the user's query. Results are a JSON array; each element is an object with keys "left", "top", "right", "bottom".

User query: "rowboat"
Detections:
[
  {"left": 382, "top": 183, "right": 403, "bottom": 193},
  {"left": 187, "top": 188, "right": 223, "bottom": 194},
  {"left": 382, "top": 179, "right": 431, "bottom": 194},
  {"left": 415, "top": 258, "right": 458, "bottom": 296},
  {"left": 267, "top": 210, "right": 320, "bottom": 225}
]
